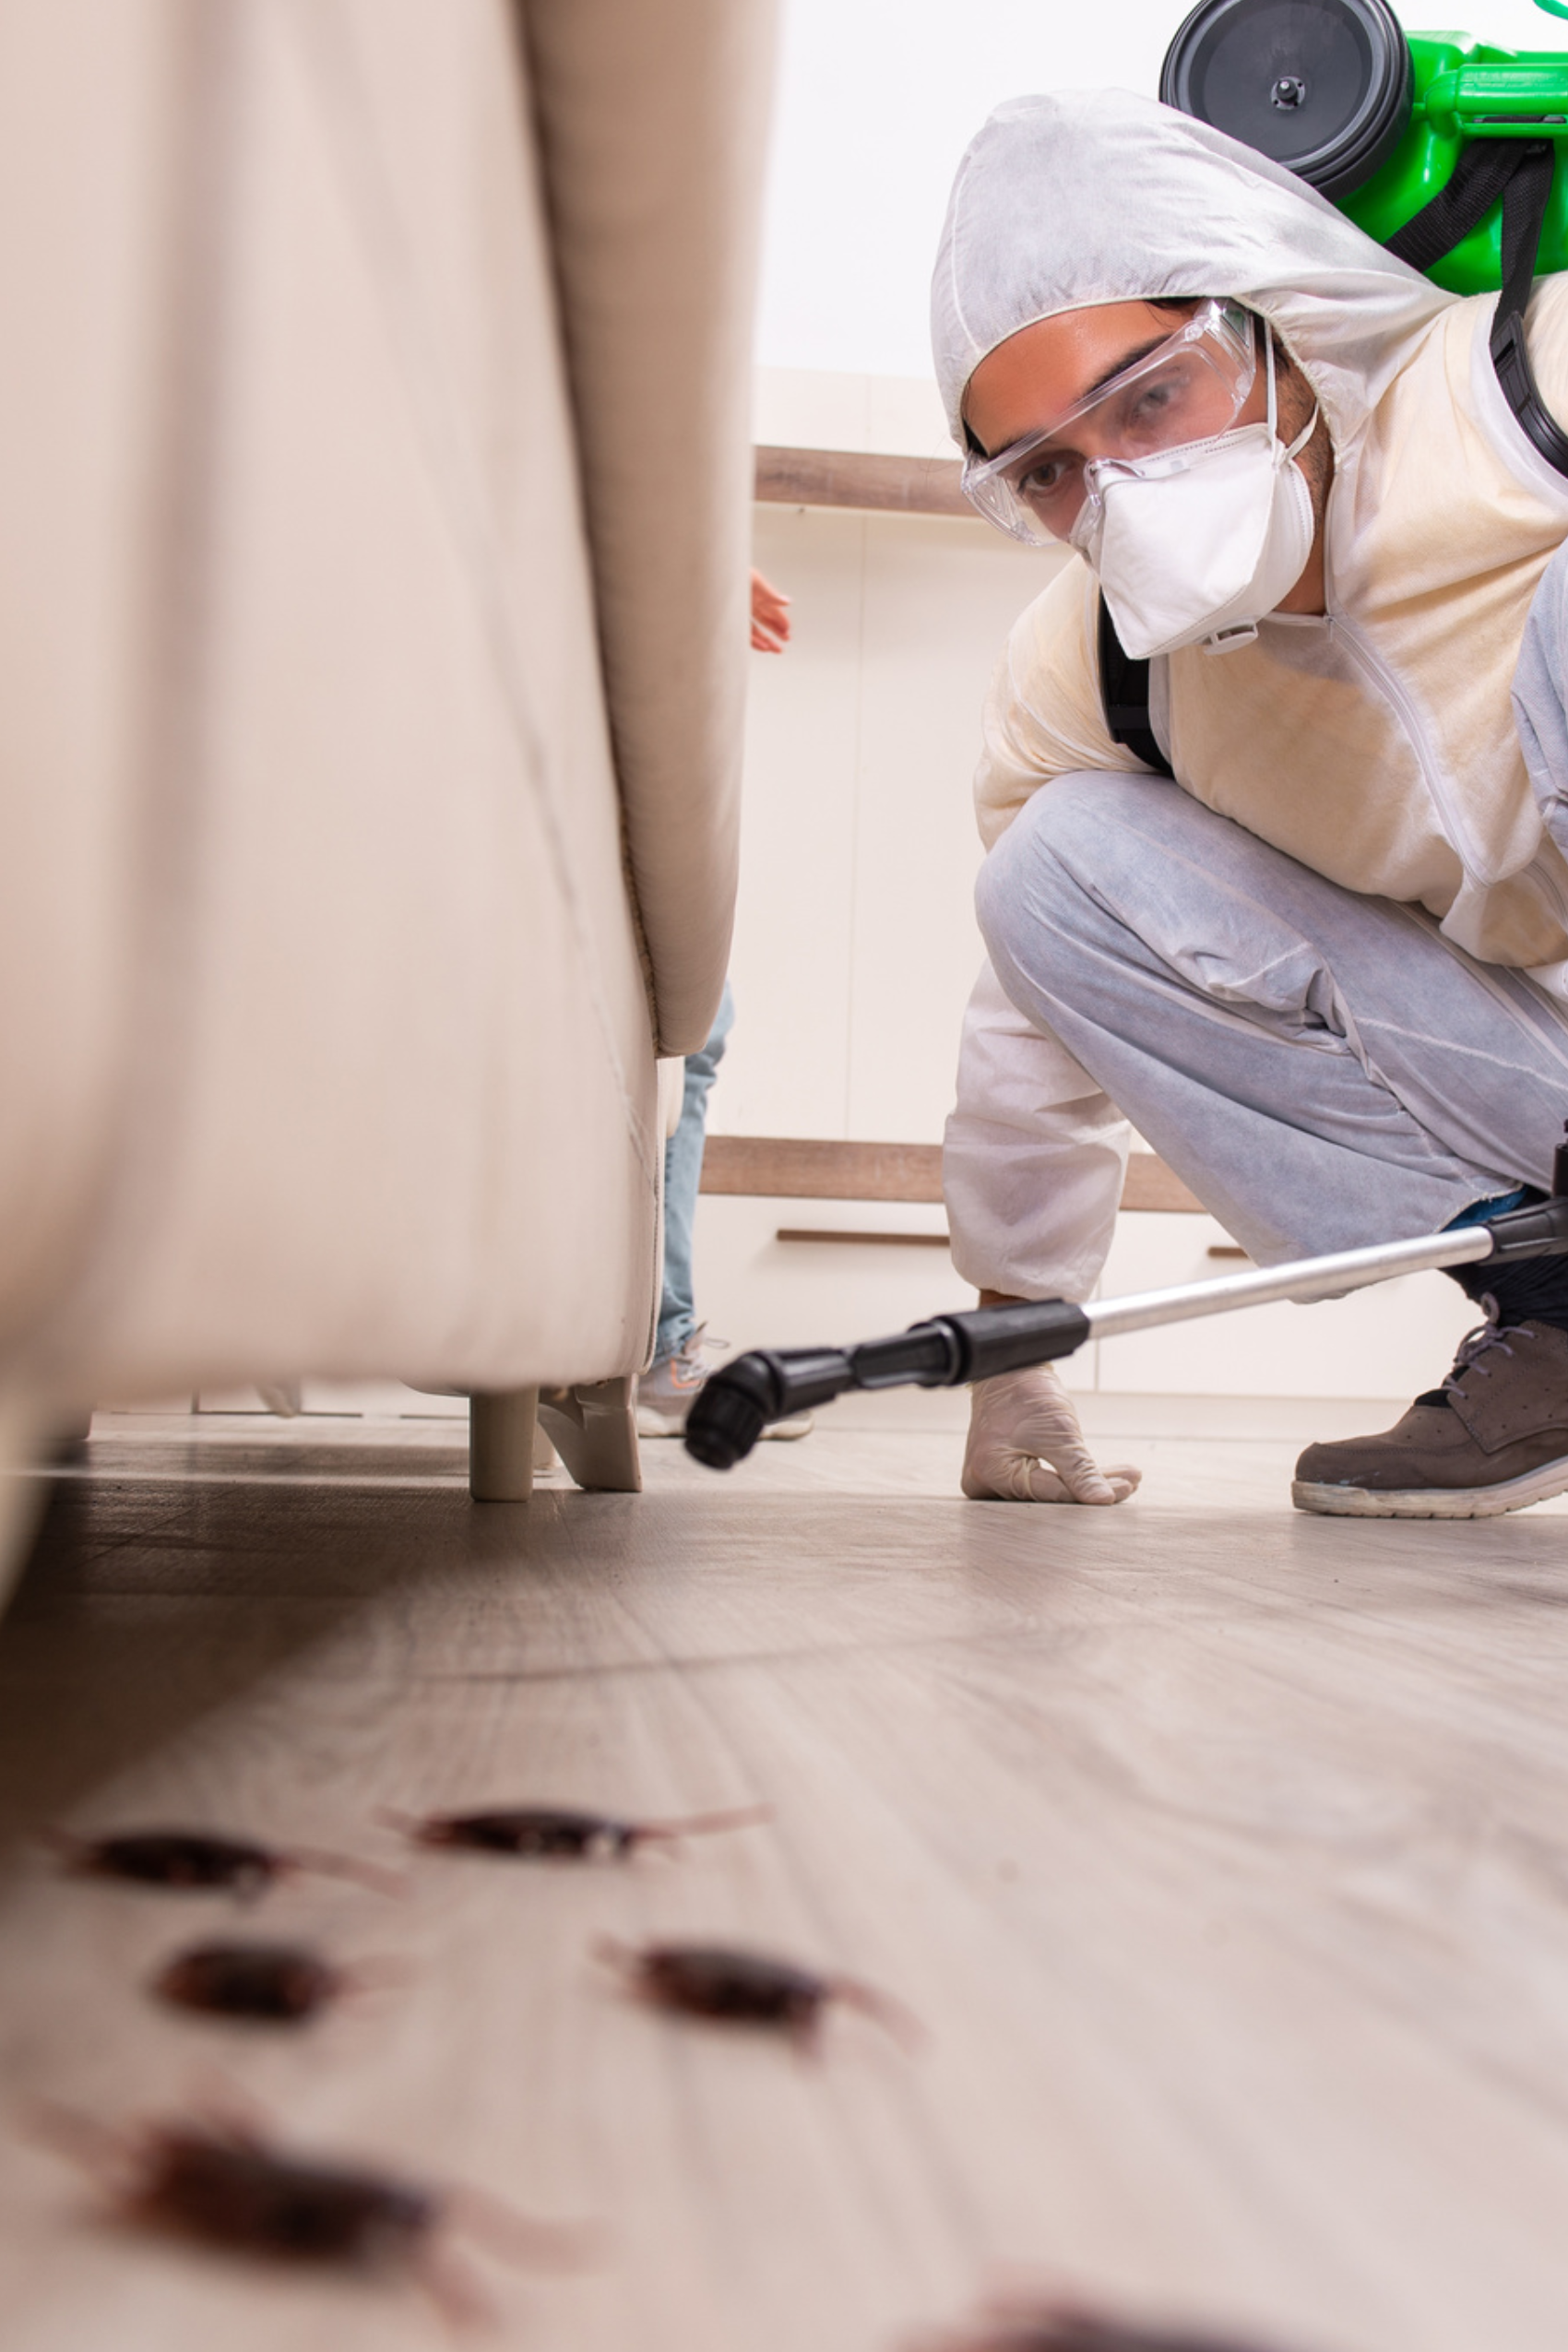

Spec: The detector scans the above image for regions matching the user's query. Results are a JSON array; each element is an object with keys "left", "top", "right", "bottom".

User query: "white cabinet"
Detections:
[{"left": 720, "top": 500, "right": 1059, "bottom": 1144}]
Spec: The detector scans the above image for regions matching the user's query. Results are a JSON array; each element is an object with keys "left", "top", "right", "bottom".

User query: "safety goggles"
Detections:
[{"left": 961, "top": 300, "right": 1258, "bottom": 545}]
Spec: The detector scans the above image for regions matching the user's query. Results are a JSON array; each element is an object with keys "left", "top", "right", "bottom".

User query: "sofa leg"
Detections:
[
  {"left": 469, "top": 1388, "right": 539, "bottom": 1502},
  {"left": 537, "top": 1377, "right": 641, "bottom": 1492}
]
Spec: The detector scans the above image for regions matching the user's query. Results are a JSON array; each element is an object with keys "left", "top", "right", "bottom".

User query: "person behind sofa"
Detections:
[
  {"left": 935, "top": 89, "right": 1568, "bottom": 1521},
  {"left": 637, "top": 571, "right": 813, "bottom": 1440}
]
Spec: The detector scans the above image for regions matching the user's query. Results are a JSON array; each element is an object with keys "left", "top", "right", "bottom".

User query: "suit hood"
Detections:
[{"left": 932, "top": 88, "right": 1455, "bottom": 452}]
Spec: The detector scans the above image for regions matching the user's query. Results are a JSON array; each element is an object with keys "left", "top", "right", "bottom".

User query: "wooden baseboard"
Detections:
[
  {"left": 702, "top": 1136, "right": 940, "bottom": 1203},
  {"left": 754, "top": 445, "right": 969, "bottom": 518},
  {"left": 700, "top": 1135, "right": 1203, "bottom": 1215},
  {"left": 775, "top": 1227, "right": 951, "bottom": 1247}
]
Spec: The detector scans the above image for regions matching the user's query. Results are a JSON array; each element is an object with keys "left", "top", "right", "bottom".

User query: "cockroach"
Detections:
[
  {"left": 47, "top": 1827, "right": 402, "bottom": 1902},
  {"left": 597, "top": 1936, "right": 922, "bottom": 2051},
  {"left": 30, "top": 2105, "right": 592, "bottom": 2324},
  {"left": 151, "top": 1940, "right": 354, "bottom": 2024},
  {"left": 385, "top": 1801, "right": 769, "bottom": 1862},
  {"left": 923, "top": 2301, "right": 1289, "bottom": 2351}
]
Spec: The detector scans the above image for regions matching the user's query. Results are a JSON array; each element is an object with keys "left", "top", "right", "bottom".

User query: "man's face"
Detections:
[{"left": 963, "top": 296, "right": 1327, "bottom": 607}]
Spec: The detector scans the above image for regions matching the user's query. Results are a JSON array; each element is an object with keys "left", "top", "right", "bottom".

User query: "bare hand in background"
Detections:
[{"left": 750, "top": 569, "right": 792, "bottom": 653}]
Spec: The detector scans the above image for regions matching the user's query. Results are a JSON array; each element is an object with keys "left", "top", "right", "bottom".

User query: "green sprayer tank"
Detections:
[{"left": 1161, "top": 0, "right": 1568, "bottom": 290}]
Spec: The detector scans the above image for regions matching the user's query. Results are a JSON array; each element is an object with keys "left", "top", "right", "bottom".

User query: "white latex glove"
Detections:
[{"left": 961, "top": 1364, "right": 1142, "bottom": 1506}]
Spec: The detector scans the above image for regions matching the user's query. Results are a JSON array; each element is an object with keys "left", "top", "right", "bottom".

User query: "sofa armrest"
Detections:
[{"left": 517, "top": 0, "right": 777, "bottom": 1056}]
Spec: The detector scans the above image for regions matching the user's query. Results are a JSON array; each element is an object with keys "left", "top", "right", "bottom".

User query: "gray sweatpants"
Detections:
[{"left": 972, "top": 585, "right": 1568, "bottom": 1274}]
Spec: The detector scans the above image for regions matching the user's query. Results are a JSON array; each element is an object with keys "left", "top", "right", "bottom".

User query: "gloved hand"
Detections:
[{"left": 961, "top": 1364, "right": 1142, "bottom": 1505}]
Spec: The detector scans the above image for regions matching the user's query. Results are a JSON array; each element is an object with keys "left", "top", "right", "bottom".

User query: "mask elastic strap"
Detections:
[
  {"left": 1265, "top": 327, "right": 1319, "bottom": 464},
  {"left": 1263, "top": 319, "right": 1277, "bottom": 435},
  {"left": 1284, "top": 401, "right": 1320, "bottom": 465}
]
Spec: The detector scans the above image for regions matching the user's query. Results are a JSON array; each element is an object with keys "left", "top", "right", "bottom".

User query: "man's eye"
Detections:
[
  {"left": 1120, "top": 362, "right": 1201, "bottom": 440},
  {"left": 1129, "top": 379, "right": 1177, "bottom": 422},
  {"left": 1018, "top": 452, "right": 1078, "bottom": 500}
]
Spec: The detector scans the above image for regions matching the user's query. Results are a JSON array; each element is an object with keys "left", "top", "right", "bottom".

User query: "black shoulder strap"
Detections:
[
  {"left": 1097, "top": 593, "right": 1174, "bottom": 779},
  {"left": 1489, "top": 140, "right": 1568, "bottom": 479},
  {"left": 1384, "top": 137, "right": 1520, "bottom": 276},
  {"left": 1388, "top": 136, "right": 1568, "bottom": 481}
]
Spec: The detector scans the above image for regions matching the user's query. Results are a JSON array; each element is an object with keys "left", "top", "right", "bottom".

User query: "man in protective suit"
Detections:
[{"left": 936, "top": 90, "right": 1568, "bottom": 1518}]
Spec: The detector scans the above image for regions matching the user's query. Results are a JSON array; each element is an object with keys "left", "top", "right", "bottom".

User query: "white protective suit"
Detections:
[{"left": 933, "top": 90, "right": 1568, "bottom": 1306}]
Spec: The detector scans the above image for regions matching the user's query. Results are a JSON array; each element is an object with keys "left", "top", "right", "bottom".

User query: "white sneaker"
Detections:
[
  {"left": 636, "top": 1329, "right": 814, "bottom": 1441},
  {"left": 636, "top": 1327, "right": 717, "bottom": 1434}
]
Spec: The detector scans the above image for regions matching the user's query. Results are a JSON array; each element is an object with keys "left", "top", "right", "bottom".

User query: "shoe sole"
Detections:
[
  {"left": 1292, "top": 1455, "right": 1568, "bottom": 1519},
  {"left": 636, "top": 1410, "right": 814, "bottom": 1443},
  {"left": 636, "top": 1408, "right": 689, "bottom": 1439}
]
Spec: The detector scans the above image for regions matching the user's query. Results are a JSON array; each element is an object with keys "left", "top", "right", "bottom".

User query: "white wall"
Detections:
[{"left": 756, "top": 0, "right": 1568, "bottom": 380}]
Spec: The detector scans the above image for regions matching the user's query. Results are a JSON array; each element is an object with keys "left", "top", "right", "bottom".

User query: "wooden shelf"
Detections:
[
  {"left": 754, "top": 445, "right": 969, "bottom": 518},
  {"left": 703, "top": 1136, "right": 941, "bottom": 1203},
  {"left": 701, "top": 1135, "right": 1204, "bottom": 1214},
  {"left": 775, "top": 1227, "right": 951, "bottom": 1248}
]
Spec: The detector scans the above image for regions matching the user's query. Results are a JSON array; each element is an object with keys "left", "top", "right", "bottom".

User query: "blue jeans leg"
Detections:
[{"left": 657, "top": 980, "right": 735, "bottom": 1361}]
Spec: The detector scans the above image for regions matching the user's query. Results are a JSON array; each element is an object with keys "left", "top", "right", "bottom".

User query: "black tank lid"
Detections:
[{"left": 1160, "top": 0, "right": 1413, "bottom": 201}]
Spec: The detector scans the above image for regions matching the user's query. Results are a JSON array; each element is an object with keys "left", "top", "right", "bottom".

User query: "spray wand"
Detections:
[{"left": 683, "top": 1127, "right": 1568, "bottom": 1471}]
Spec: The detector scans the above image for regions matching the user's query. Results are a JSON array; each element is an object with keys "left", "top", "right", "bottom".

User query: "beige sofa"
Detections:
[{"left": 0, "top": 0, "right": 775, "bottom": 1564}]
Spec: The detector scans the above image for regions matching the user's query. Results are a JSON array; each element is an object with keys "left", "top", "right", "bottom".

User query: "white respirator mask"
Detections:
[{"left": 1068, "top": 332, "right": 1319, "bottom": 659}]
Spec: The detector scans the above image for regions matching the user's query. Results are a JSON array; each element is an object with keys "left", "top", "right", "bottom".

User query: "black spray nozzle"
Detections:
[
  {"left": 683, "top": 1347, "right": 856, "bottom": 1470},
  {"left": 681, "top": 1360, "right": 771, "bottom": 1471},
  {"left": 1554, "top": 1117, "right": 1568, "bottom": 1202}
]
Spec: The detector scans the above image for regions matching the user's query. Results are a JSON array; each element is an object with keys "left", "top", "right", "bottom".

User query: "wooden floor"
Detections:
[{"left": 2, "top": 1406, "right": 1568, "bottom": 2351}]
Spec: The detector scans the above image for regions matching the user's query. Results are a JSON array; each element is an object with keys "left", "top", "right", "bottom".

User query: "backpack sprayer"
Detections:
[
  {"left": 1100, "top": 0, "right": 1568, "bottom": 766},
  {"left": 1159, "top": 0, "right": 1568, "bottom": 469},
  {"left": 684, "top": 1136, "right": 1568, "bottom": 1469},
  {"left": 1158, "top": 0, "right": 1568, "bottom": 289},
  {"left": 683, "top": 0, "right": 1568, "bottom": 1476}
]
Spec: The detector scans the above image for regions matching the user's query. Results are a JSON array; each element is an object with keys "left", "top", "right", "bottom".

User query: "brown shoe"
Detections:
[{"left": 1292, "top": 1307, "right": 1568, "bottom": 1519}]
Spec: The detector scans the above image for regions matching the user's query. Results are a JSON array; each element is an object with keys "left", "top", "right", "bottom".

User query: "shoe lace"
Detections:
[
  {"left": 670, "top": 1324, "right": 729, "bottom": 1379},
  {"left": 1440, "top": 1298, "right": 1532, "bottom": 1400}
]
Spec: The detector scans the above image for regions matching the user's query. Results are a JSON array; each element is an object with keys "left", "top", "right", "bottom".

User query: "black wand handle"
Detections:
[{"left": 683, "top": 1299, "right": 1090, "bottom": 1471}]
